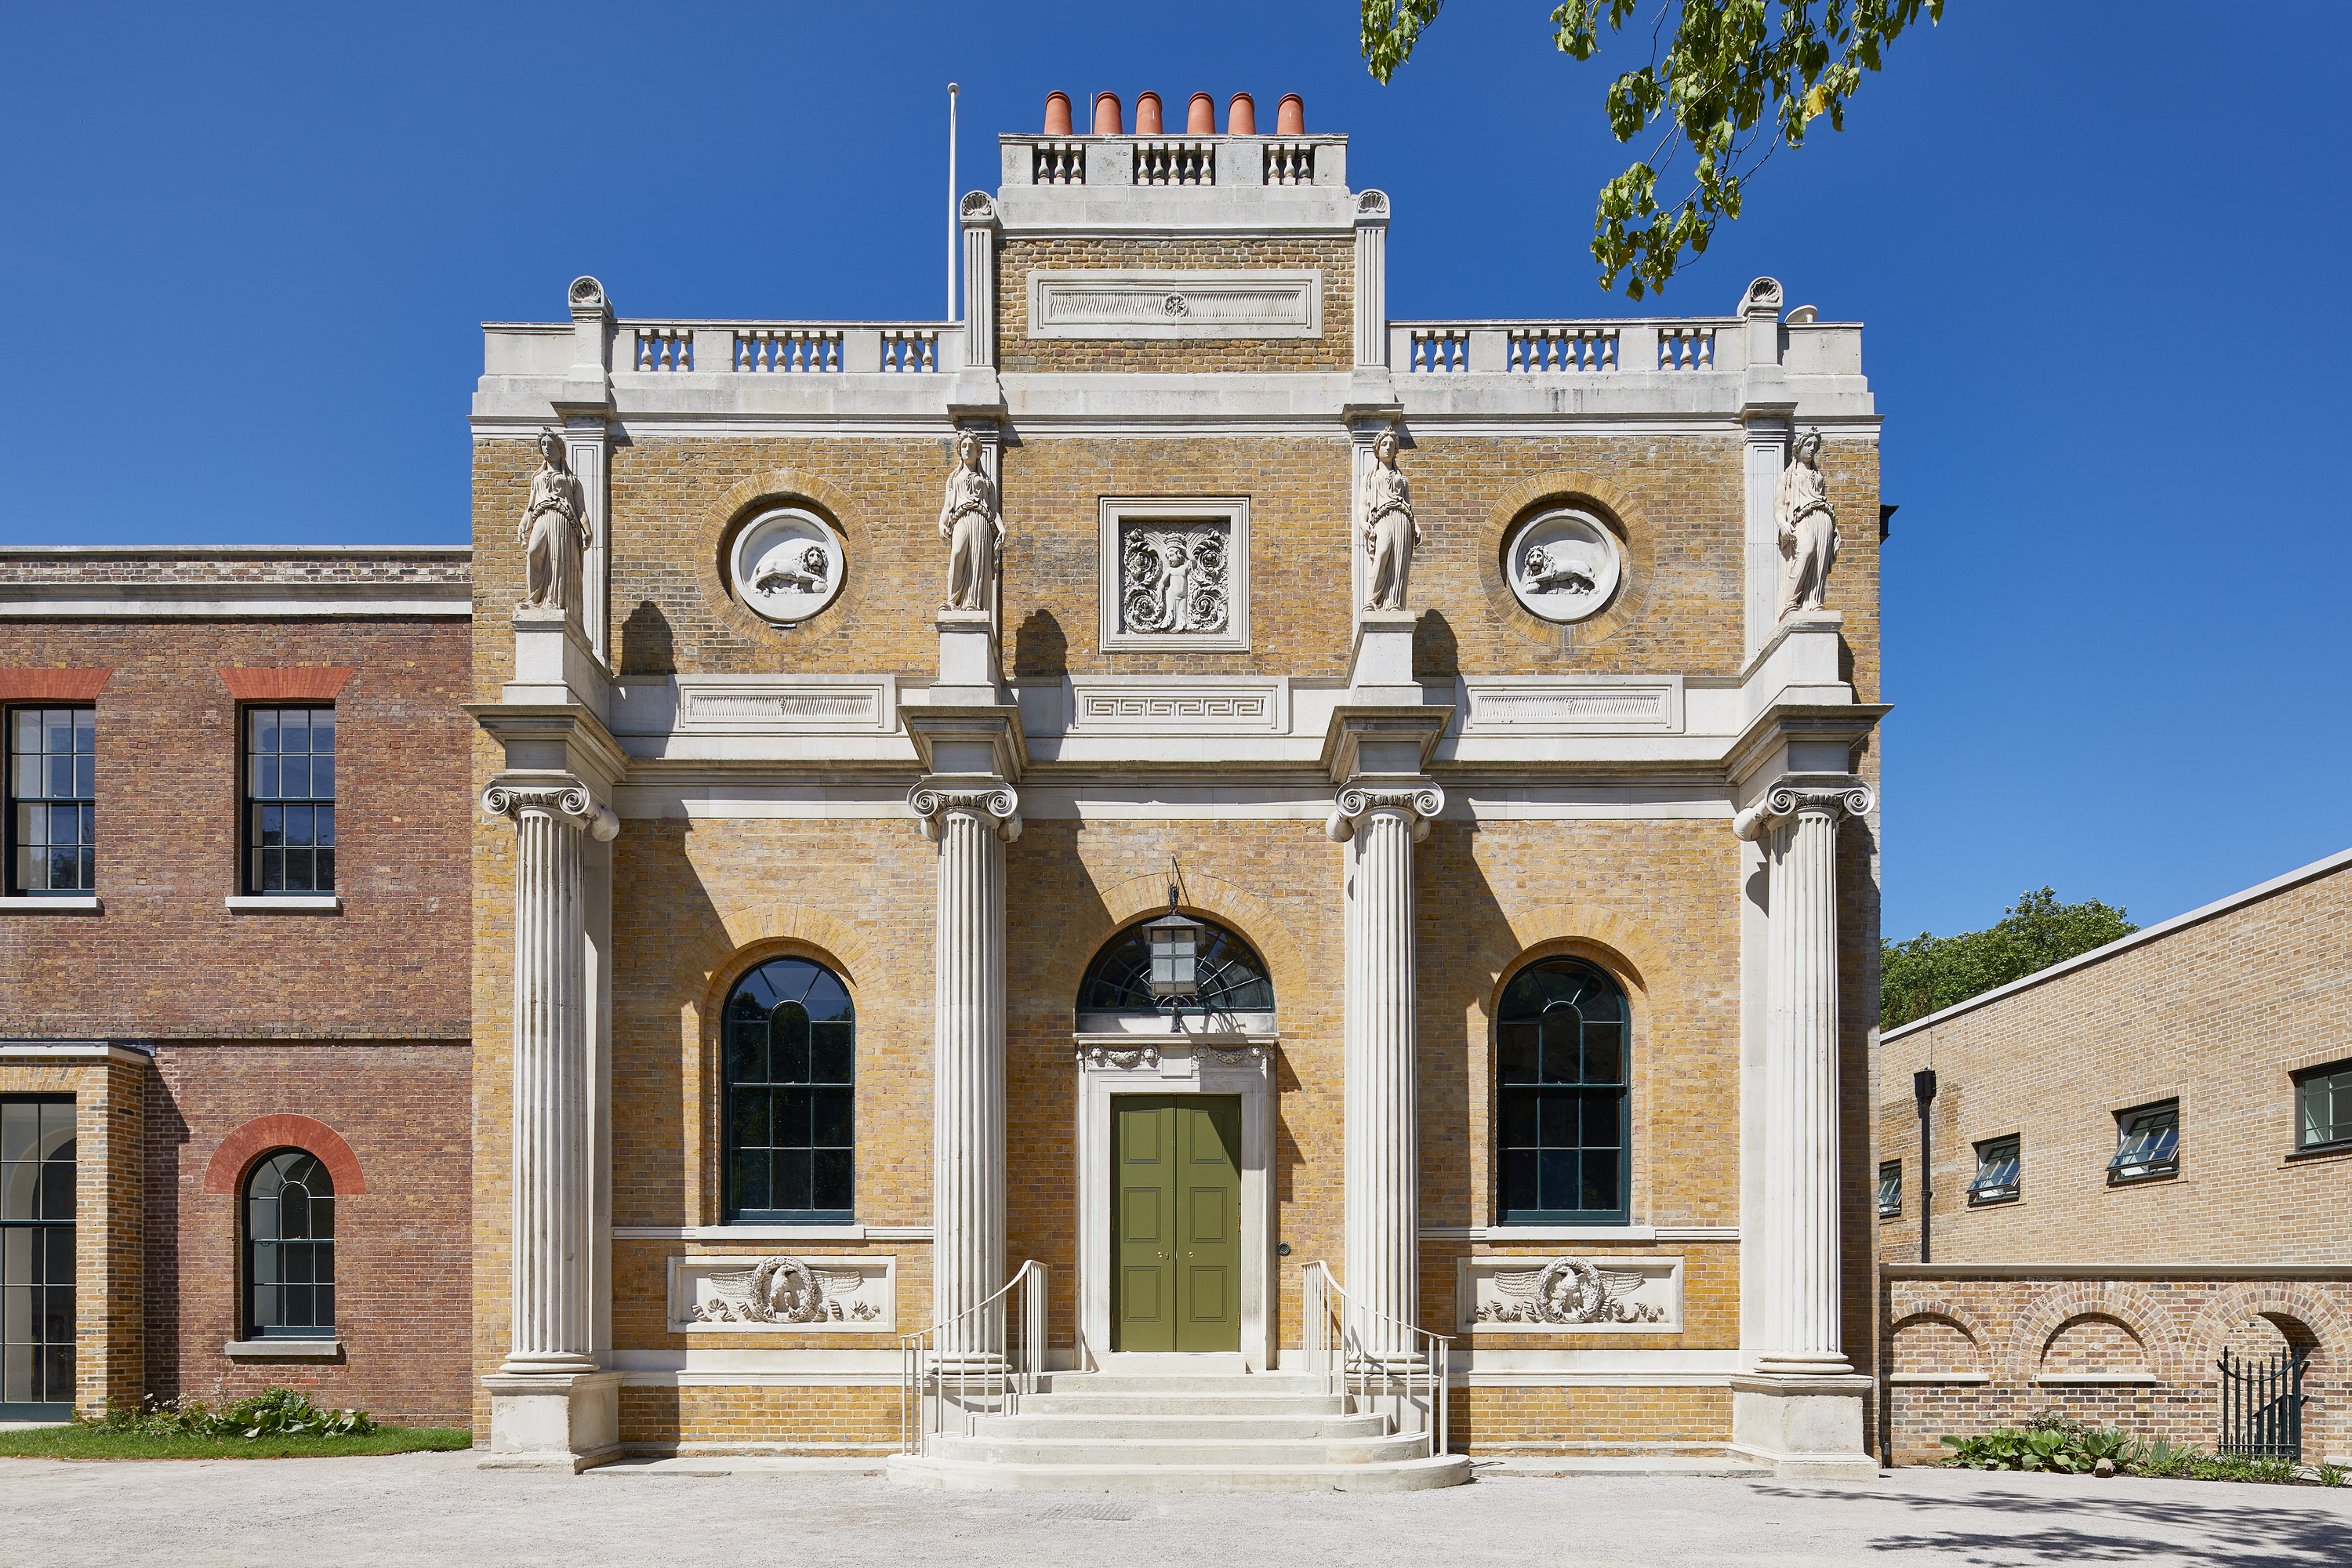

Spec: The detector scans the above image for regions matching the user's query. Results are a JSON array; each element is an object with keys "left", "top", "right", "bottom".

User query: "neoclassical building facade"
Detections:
[{"left": 465, "top": 103, "right": 1888, "bottom": 1482}]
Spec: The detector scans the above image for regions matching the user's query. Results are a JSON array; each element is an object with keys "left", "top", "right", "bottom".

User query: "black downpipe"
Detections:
[{"left": 1913, "top": 1069, "right": 1939, "bottom": 1265}]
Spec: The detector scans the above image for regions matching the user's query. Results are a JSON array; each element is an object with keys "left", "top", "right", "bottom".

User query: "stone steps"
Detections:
[{"left": 884, "top": 1369, "right": 1474, "bottom": 1494}]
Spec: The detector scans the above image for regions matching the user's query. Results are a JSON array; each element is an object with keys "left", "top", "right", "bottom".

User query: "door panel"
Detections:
[{"left": 1112, "top": 1095, "right": 1241, "bottom": 1353}]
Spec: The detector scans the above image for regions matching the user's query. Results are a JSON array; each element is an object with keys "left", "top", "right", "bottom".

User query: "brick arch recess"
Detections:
[
  {"left": 2187, "top": 1283, "right": 2350, "bottom": 1368},
  {"left": 201, "top": 1114, "right": 367, "bottom": 1196},
  {"left": 2004, "top": 1281, "right": 2184, "bottom": 1384},
  {"left": 1475, "top": 469, "right": 1659, "bottom": 656},
  {"left": 691, "top": 467, "right": 866, "bottom": 650}
]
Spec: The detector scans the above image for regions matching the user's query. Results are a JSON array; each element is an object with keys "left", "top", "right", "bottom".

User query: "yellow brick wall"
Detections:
[
  {"left": 995, "top": 237, "right": 1354, "bottom": 375},
  {"left": 1456, "top": 1386, "right": 1733, "bottom": 1454}
]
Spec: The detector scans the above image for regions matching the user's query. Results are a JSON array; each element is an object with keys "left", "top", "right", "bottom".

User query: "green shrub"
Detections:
[
  {"left": 1943, "top": 1420, "right": 2350, "bottom": 1486},
  {"left": 83, "top": 1386, "right": 376, "bottom": 1441}
]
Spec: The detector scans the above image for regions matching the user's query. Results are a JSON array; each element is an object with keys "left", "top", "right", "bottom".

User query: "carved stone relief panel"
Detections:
[
  {"left": 1454, "top": 1255, "right": 1681, "bottom": 1331},
  {"left": 729, "top": 506, "right": 846, "bottom": 625},
  {"left": 666, "top": 1254, "right": 894, "bottom": 1332},
  {"left": 1505, "top": 508, "right": 1624, "bottom": 624},
  {"left": 1097, "top": 499, "right": 1250, "bottom": 652}
]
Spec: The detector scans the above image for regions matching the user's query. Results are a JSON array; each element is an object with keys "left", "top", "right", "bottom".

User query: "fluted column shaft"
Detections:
[
  {"left": 1735, "top": 779, "right": 1870, "bottom": 1377},
  {"left": 486, "top": 781, "right": 619, "bottom": 1375},
  {"left": 913, "top": 783, "right": 1018, "bottom": 1352},
  {"left": 1330, "top": 783, "right": 1440, "bottom": 1352}
]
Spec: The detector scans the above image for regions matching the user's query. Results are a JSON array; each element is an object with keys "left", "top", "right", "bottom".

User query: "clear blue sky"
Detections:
[{"left": 3, "top": 2, "right": 2345, "bottom": 942}]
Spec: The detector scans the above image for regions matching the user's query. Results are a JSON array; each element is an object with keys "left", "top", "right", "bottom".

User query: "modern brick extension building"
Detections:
[
  {"left": 0, "top": 548, "right": 474, "bottom": 1425},
  {"left": 6, "top": 96, "right": 1895, "bottom": 1486},
  {"left": 1876, "top": 848, "right": 2352, "bottom": 1467}
]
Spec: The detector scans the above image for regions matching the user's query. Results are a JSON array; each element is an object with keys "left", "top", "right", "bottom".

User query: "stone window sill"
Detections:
[
  {"left": 2034, "top": 1373, "right": 2156, "bottom": 1385},
  {"left": 2285, "top": 1141, "right": 2352, "bottom": 1164},
  {"left": 0, "top": 896, "right": 101, "bottom": 914},
  {"left": 1889, "top": 1373, "right": 1989, "bottom": 1385},
  {"left": 225, "top": 895, "right": 342, "bottom": 913},
  {"left": 224, "top": 1339, "right": 341, "bottom": 1359}
]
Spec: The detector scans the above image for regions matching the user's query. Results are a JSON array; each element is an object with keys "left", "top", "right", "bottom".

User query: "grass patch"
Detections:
[{"left": 0, "top": 1423, "right": 472, "bottom": 1461}]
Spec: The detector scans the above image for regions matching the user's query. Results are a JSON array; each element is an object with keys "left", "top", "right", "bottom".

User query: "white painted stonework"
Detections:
[
  {"left": 728, "top": 506, "right": 844, "bottom": 623},
  {"left": 666, "top": 1254, "right": 895, "bottom": 1332},
  {"left": 1097, "top": 498, "right": 1250, "bottom": 652},
  {"left": 1506, "top": 508, "right": 1623, "bottom": 622},
  {"left": 1028, "top": 270, "right": 1323, "bottom": 339},
  {"left": 1458, "top": 676, "right": 1683, "bottom": 735},
  {"left": 1456, "top": 1256, "right": 1682, "bottom": 1331}
]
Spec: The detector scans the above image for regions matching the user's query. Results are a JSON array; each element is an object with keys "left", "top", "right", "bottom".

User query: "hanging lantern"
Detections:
[{"left": 1142, "top": 910, "right": 1205, "bottom": 1000}]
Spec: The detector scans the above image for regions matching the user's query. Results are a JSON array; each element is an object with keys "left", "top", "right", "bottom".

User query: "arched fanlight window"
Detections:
[
  {"left": 1496, "top": 956, "right": 1629, "bottom": 1225},
  {"left": 724, "top": 956, "right": 855, "bottom": 1223},
  {"left": 1078, "top": 916, "right": 1273, "bottom": 1019},
  {"left": 247, "top": 1150, "right": 335, "bottom": 1338}
]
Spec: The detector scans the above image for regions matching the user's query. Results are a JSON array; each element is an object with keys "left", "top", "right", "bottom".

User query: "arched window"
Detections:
[
  {"left": 725, "top": 956, "right": 854, "bottom": 1223},
  {"left": 246, "top": 1150, "right": 334, "bottom": 1338},
  {"left": 1496, "top": 956, "right": 1629, "bottom": 1225},
  {"left": 1077, "top": 916, "right": 1274, "bottom": 1024}
]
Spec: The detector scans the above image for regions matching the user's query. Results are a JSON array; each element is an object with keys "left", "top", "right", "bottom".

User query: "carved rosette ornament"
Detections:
[
  {"left": 1326, "top": 784, "right": 1445, "bottom": 845},
  {"left": 907, "top": 784, "right": 1022, "bottom": 844}
]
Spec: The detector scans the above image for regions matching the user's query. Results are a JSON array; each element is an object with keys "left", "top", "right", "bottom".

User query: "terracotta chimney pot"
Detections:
[
  {"left": 1186, "top": 93, "right": 1216, "bottom": 134},
  {"left": 1044, "top": 92, "right": 1073, "bottom": 136},
  {"left": 1276, "top": 93, "right": 1304, "bottom": 136},
  {"left": 1135, "top": 91, "right": 1164, "bottom": 135},
  {"left": 1094, "top": 92, "right": 1123, "bottom": 136},
  {"left": 1226, "top": 92, "right": 1256, "bottom": 136}
]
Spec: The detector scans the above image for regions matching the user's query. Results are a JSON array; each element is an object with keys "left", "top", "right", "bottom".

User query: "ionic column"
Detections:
[
  {"left": 484, "top": 779, "right": 620, "bottom": 1374},
  {"left": 1733, "top": 776, "right": 1871, "bottom": 1376},
  {"left": 910, "top": 782, "right": 1021, "bottom": 1355},
  {"left": 1328, "top": 782, "right": 1442, "bottom": 1352}
]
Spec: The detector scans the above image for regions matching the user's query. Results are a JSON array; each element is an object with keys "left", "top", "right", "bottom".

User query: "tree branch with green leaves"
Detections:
[{"left": 1361, "top": 0, "right": 1945, "bottom": 300}]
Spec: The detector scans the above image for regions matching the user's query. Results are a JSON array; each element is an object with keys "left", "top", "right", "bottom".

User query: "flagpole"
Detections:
[{"left": 948, "top": 82, "right": 960, "bottom": 323}]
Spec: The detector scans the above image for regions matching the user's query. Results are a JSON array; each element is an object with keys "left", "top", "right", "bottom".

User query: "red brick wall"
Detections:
[
  {"left": 0, "top": 616, "right": 472, "bottom": 1039},
  {"left": 145, "top": 1040, "right": 473, "bottom": 1426}
]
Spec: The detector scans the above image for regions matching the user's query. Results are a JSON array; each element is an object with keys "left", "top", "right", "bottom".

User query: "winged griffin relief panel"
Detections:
[
  {"left": 666, "top": 1254, "right": 895, "bottom": 1332},
  {"left": 1455, "top": 1255, "right": 1681, "bottom": 1332}
]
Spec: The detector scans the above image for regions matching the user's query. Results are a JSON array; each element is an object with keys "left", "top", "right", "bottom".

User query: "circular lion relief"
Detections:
[
  {"left": 1505, "top": 508, "right": 1624, "bottom": 623},
  {"left": 728, "top": 507, "right": 845, "bottom": 624}
]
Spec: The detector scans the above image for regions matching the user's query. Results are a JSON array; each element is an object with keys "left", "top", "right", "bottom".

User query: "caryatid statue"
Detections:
[
  {"left": 518, "top": 428, "right": 591, "bottom": 618},
  {"left": 1774, "top": 430, "right": 1840, "bottom": 619},
  {"left": 938, "top": 430, "right": 1004, "bottom": 613},
  {"left": 1360, "top": 427, "right": 1421, "bottom": 612}
]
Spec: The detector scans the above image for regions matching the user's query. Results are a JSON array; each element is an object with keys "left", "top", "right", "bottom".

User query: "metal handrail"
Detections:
[
  {"left": 1298, "top": 1260, "right": 1450, "bottom": 1457},
  {"left": 897, "top": 1260, "right": 1047, "bottom": 1457}
]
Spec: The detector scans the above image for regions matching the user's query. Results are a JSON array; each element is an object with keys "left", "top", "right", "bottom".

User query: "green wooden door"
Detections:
[{"left": 1112, "top": 1095, "right": 1241, "bottom": 1352}]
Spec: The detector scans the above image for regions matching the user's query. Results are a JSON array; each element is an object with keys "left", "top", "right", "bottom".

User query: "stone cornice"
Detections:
[{"left": 466, "top": 702, "right": 629, "bottom": 797}]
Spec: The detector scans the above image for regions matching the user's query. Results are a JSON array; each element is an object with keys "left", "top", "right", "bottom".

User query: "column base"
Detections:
[
  {"left": 1728, "top": 1374, "right": 1879, "bottom": 1481},
  {"left": 480, "top": 1370, "right": 626, "bottom": 1472}
]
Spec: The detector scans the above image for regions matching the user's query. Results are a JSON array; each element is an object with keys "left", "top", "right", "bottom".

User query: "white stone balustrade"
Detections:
[
  {"left": 608, "top": 323, "right": 961, "bottom": 377},
  {"left": 1392, "top": 318, "right": 1790, "bottom": 376},
  {"left": 1000, "top": 134, "right": 1347, "bottom": 190},
  {"left": 1657, "top": 325, "right": 1716, "bottom": 369},
  {"left": 1134, "top": 139, "right": 1214, "bottom": 186},
  {"left": 1508, "top": 326, "right": 1616, "bottom": 372}
]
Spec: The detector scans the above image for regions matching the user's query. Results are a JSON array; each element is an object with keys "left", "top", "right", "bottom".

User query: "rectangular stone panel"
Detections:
[
  {"left": 1027, "top": 270, "right": 1323, "bottom": 340},
  {"left": 666, "top": 1254, "right": 894, "bottom": 1333},
  {"left": 1460, "top": 677, "right": 1685, "bottom": 735},
  {"left": 1455, "top": 1255, "right": 1683, "bottom": 1333}
]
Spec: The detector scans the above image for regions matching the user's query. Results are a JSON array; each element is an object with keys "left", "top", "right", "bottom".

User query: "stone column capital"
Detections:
[
  {"left": 1327, "top": 781, "right": 1444, "bottom": 844},
  {"left": 483, "top": 779, "right": 620, "bottom": 842},
  {"left": 1732, "top": 773, "right": 1872, "bottom": 842},
  {"left": 908, "top": 779, "right": 1022, "bottom": 844}
]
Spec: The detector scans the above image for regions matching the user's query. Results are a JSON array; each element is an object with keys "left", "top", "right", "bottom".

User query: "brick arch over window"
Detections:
[
  {"left": 691, "top": 468, "right": 864, "bottom": 648},
  {"left": 1889, "top": 1308, "right": 1991, "bottom": 1379},
  {"left": 1477, "top": 470, "right": 1658, "bottom": 655},
  {"left": 202, "top": 1115, "right": 366, "bottom": 1196},
  {"left": 1069, "top": 869, "right": 1302, "bottom": 1017}
]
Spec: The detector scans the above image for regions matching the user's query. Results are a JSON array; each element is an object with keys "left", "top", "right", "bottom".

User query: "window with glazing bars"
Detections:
[
  {"left": 1496, "top": 956, "right": 1629, "bottom": 1225},
  {"left": 246, "top": 1150, "right": 334, "bottom": 1338},
  {"left": 1, "top": 1097, "right": 74, "bottom": 1415},
  {"left": 1968, "top": 1134, "right": 2020, "bottom": 1203},
  {"left": 245, "top": 707, "right": 334, "bottom": 893},
  {"left": 725, "top": 956, "right": 855, "bottom": 1222},
  {"left": 2297, "top": 1060, "right": 2352, "bottom": 1151},
  {"left": 1878, "top": 1160, "right": 1903, "bottom": 1217},
  {"left": 7, "top": 708, "right": 94, "bottom": 895},
  {"left": 2109, "top": 1100, "right": 2180, "bottom": 1182}
]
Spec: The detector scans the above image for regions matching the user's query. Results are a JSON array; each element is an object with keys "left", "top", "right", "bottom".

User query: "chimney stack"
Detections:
[
  {"left": 1186, "top": 93, "right": 1216, "bottom": 134},
  {"left": 1043, "top": 92, "right": 1073, "bottom": 136},
  {"left": 1276, "top": 93, "right": 1304, "bottom": 136},
  {"left": 1135, "top": 91, "right": 1164, "bottom": 135},
  {"left": 1093, "top": 91, "right": 1124, "bottom": 136},
  {"left": 1226, "top": 92, "right": 1256, "bottom": 135}
]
